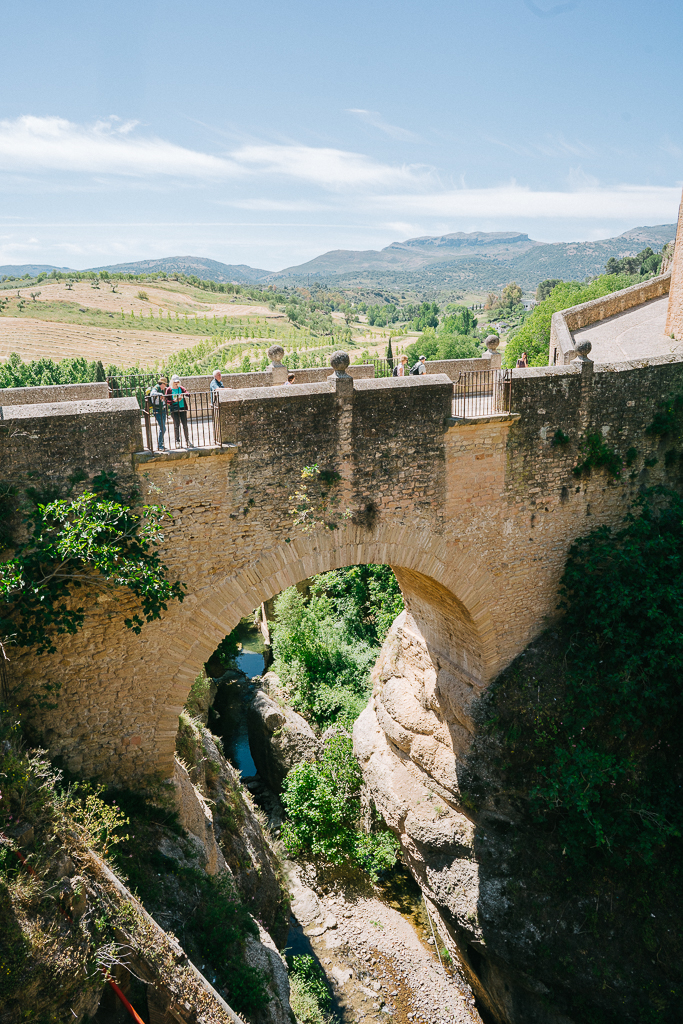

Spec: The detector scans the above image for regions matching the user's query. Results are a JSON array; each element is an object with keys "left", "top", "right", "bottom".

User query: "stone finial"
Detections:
[
  {"left": 572, "top": 338, "right": 593, "bottom": 376},
  {"left": 484, "top": 335, "right": 500, "bottom": 352},
  {"left": 572, "top": 339, "right": 593, "bottom": 362},
  {"left": 329, "top": 351, "right": 351, "bottom": 378},
  {"left": 267, "top": 344, "right": 285, "bottom": 368}
]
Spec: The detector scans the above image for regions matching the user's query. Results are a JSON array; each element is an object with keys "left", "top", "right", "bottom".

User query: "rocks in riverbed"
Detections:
[{"left": 247, "top": 688, "right": 319, "bottom": 791}]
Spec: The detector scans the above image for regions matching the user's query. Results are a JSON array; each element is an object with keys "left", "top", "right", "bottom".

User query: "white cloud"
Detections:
[
  {"left": 220, "top": 198, "right": 333, "bottom": 212},
  {"left": 230, "top": 143, "right": 426, "bottom": 188},
  {"left": 0, "top": 117, "right": 428, "bottom": 191},
  {"left": 372, "top": 185, "right": 681, "bottom": 222},
  {"left": 348, "top": 109, "right": 419, "bottom": 141},
  {"left": 0, "top": 115, "right": 239, "bottom": 177}
]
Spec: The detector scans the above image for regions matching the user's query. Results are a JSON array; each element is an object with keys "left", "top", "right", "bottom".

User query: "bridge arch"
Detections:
[{"left": 151, "top": 523, "right": 500, "bottom": 778}]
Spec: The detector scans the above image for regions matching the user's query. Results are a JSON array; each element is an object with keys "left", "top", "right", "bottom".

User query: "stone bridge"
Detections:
[{"left": 3, "top": 340, "right": 683, "bottom": 786}]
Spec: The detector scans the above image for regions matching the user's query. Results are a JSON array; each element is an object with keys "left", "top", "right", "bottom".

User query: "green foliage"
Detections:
[
  {"left": 270, "top": 587, "right": 376, "bottom": 729},
  {"left": 189, "top": 873, "right": 268, "bottom": 1016},
  {"left": 0, "top": 482, "right": 185, "bottom": 654},
  {"left": 646, "top": 393, "right": 683, "bottom": 438},
  {"left": 281, "top": 735, "right": 399, "bottom": 879},
  {"left": 405, "top": 328, "right": 482, "bottom": 364},
  {"left": 411, "top": 301, "right": 439, "bottom": 331},
  {"left": 271, "top": 565, "right": 403, "bottom": 729},
  {"left": 65, "top": 785, "right": 130, "bottom": 855},
  {"left": 503, "top": 273, "right": 637, "bottom": 368},
  {"left": 552, "top": 429, "right": 570, "bottom": 446},
  {"left": 486, "top": 488, "right": 683, "bottom": 866},
  {"left": 501, "top": 281, "right": 523, "bottom": 309},
  {"left": 605, "top": 247, "right": 663, "bottom": 278},
  {"left": 288, "top": 955, "right": 332, "bottom": 1011},
  {"left": 572, "top": 432, "right": 622, "bottom": 479},
  {"left": 536, "top": 278, "right": 562, "bottom": 301},
  {"left": 440, "top": 305, "right": 478, "bottom": 335},
  {"left": 289, "top": 464, "right": 351, "bottom": 533}
]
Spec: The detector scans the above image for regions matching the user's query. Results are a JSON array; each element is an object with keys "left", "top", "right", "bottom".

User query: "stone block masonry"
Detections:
[
  {"left": 3, "top": 354, "right": 683, "bottom": 784},
  {"left": 0, "top": 381, "right": 110, "bottom": 407}
]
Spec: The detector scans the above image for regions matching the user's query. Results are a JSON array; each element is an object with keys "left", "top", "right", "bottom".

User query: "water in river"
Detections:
[{"left": 208, "top": 622, "right": 265, "bottom": 777}]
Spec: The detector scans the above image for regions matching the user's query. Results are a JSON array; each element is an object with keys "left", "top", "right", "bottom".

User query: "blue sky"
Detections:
[{"left": 1, "top": 0, "right": 682, "bottom": 271}]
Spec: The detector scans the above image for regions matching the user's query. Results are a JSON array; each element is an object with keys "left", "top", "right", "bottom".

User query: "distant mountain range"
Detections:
[
  {"left": 0, "top": 224, "right": 676, "bottom": 295},
  {"left": 86, "top": 255, "right": 272, "bottom": 284},
  {"left": 270, "top": 224, "right": 677, "bottom": 292},
  {"left": 0, "top": 264, "right": 73, "bottom": 277}
]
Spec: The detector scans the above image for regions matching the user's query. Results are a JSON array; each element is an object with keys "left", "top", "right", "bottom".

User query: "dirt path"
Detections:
[{"left": 286, "top": 862, "right": 482, "bottom": 1024}]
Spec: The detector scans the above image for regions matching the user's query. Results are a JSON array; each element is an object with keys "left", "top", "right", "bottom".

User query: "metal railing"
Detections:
[
  {"left": 143, "top": 391, "right": 222, "bottom": 451},
  {"left": 452, "top": 369, "right": 513, "bottom": 419},
  {"left": 108, "top": 372, "right": 158, "bottom": 407},
  {"left": 372, "top": 357, "right": 394, "bottom": 378}
]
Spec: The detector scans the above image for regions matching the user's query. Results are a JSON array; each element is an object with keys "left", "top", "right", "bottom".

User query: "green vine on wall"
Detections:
[
  {"left": 289, "top": 464, "right": 351, "bottom": 532},
  {"left": 572, "top": 432, "right": 623, "bottom": 479}
]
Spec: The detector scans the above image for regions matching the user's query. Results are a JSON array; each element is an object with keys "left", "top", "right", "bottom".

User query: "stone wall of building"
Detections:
[
  {"left": 665, "top": 189, "right": 683, "bottom": 341},
  {"left": 4, "top": 356, "right": 683, "bottom": 784}
]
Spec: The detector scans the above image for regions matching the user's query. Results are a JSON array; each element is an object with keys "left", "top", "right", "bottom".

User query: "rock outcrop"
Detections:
[
  {"left": 353, "top": 611, "right": 518, "bottom": 1023},
  {"left": 247, "top": 685, "right": 319, "bottom": 792}
]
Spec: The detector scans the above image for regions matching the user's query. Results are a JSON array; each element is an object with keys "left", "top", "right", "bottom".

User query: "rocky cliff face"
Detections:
[
  {"left": 354, "top": 611, "right": 571, "bottom": 1024},
  {"left": 354, "top": 611, "right": 682, "bottom": 1024}
]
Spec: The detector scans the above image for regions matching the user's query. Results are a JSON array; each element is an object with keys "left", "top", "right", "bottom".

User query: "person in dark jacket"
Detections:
[
  {"left": 166, "top": 375, "right": 192, "bottom": 447},
  {"left": 149, "top": 375, "right": 168, "bottom": 450}
]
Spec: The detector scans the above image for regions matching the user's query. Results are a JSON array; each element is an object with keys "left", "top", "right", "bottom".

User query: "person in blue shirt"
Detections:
[
  {"left": 166, "top": 374, "right": 192, "bottom": 447},
  {"left": 210, "top": 369, "right": 224, "bottom": 394}
]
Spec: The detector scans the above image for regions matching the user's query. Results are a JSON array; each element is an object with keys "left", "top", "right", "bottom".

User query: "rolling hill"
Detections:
[{"left": 87, "top": 255, "right": 272, "bottom": 284}]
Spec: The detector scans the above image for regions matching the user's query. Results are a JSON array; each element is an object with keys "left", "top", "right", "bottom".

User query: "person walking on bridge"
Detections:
[
  {"left": 166, "top": 374, "right": 192, "bottom": 448},
  {"left": 149, "top": 374, "right": 168, "bottom": 451}
]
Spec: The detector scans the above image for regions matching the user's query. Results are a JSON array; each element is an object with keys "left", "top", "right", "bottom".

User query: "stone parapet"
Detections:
[
  {"left": 0, "top": 381, "right": 110, "bottom": 406},
  {"left": 549, "top": 272, "right": 672, "bottom": 364},
  {"left": 179, "top": 363, "right": 375, "bottom": 393},
  {"left": 0, "top": 396, "right": 142, "bottom": 491}
]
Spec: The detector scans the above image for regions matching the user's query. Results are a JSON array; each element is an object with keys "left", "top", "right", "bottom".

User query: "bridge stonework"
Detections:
[{"left": 3, "top": 356, "right": 683, "bottom": 783}]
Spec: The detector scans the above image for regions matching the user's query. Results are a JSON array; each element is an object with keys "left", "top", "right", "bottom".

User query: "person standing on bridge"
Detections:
[
  {"left": 410, "top": 355, "right": 427, "bottom": 375},
  {"left": 393, "top": 355, "right": 409, "bottom": 377},
  {"left": 166, "top": 374, "right": 192, "bottom": 448},
  {"left": 149, "top": 374, "right": 168, "bottom": 451},
  {"left": 210, "top": 369, "right": 224, "bottom": 394}
]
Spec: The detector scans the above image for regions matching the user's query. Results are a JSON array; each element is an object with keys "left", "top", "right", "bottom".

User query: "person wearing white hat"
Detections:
[{"left": 165, "top": 375, "right": 192, "bottom": 447}]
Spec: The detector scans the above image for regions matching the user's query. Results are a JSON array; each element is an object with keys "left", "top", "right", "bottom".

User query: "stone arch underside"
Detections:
[{"left": 151, "top": 524, "right": 501, "bottom": 779}]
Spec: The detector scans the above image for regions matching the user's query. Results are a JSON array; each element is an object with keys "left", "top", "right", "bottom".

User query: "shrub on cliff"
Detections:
[
  {"left": 466, "top": 488, "right": 683, "bottom": 1021},
  {"left": 486, "top": 487, "right": 683, "bottom": 863},
  {"left": 271, "top": 566, "right": 403, "bottom": 730},
  {"left": 0, "top": 472, "right": 185, "bottom": 657},
  {"left": 281, "top": 734, "right": 398, "bottom": 880}
]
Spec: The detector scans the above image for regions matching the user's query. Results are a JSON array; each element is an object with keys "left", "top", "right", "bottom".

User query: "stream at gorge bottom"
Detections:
[{"left": 204, "top": 621, "right": 481, "bottom": 1023}]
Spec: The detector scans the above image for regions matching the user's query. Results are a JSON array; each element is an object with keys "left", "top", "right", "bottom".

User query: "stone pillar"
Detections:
[
  {"left": 482, "top": 334, "right": 502, "bottom": 369},
  {"left": 572, "top": 339, "right": 594, "bottom": 434},
  {"left": 328, "top": 351, "right": 354, "bottom": 508},
  {"left": 665, "top": 188, "right": 683, "bottom": 341},
  {"left": 267, "top": 344, "right": 288, "bottom": 385}
]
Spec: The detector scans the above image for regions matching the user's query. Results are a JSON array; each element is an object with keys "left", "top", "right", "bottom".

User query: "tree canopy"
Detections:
[
  {"left": 503, "top": 272, "right": 636, "bottom": 367},
  {"left": 0, "top": 474, "right": 184, "bottom": 656}
]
